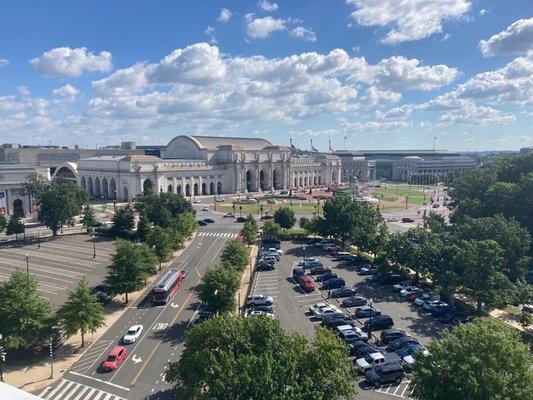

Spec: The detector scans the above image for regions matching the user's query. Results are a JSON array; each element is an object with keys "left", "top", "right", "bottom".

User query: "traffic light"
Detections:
[{"left": 0, "top": 346, "right": 6, "bottom": 362}]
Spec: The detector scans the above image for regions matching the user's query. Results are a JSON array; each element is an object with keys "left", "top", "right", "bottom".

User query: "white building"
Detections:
[{"left": 76, "top": 135, "right": 342, "bottom": 202}]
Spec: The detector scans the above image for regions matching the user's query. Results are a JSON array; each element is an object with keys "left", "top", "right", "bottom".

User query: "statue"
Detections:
[{"left": 349, "top": 171, "right": 360, "bottom": 197}]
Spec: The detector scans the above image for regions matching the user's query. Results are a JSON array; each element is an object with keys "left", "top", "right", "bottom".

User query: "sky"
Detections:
[{"left": 0, "top": 0, "right": 532, "bottom": 151}]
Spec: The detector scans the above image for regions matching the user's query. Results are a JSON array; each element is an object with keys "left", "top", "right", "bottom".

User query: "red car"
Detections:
[
  {"left": 101, "top": 346, "right": 127, "bottom": 372},
  {"left": 299, "top": 275, "right": 316, "bottom": 292},
  {"left": 406, "top": 290, "right": 424, "bottom": 302}
]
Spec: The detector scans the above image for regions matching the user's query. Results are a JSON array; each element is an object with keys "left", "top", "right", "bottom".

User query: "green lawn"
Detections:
[
  {"left": 218, "top": 202, "right": 320, "bottom": 215},
  {"left": 373, "top": 186, "right": 427, "bottom": 205}
]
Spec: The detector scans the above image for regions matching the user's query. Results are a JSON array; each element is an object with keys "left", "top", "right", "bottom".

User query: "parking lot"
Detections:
[
  {"left": 248, "top": 239, "right": 449, "bottom": 399},
  {"left": 0, "top": 234, "right": 115, "bottom": 308}
]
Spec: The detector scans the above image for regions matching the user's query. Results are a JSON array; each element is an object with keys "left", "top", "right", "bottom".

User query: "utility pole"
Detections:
[
  {"left": 49, "top": 336, "right": 54, "bottom": 379},
  {"left": 0, "top": 333, "right": 5, "bottom": 382}
]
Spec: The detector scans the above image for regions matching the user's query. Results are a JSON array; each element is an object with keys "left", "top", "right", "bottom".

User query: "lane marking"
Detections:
[{"left": 68, "top": 371, "right": 130, "bottom": 391}]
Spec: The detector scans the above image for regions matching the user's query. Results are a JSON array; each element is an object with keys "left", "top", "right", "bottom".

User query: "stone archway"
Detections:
[
  {"left": 94, "top": 177, "right": 101, "bottom": 197},
  {"left": 167, "top": 184, "right": 173, "bottom": 193},
  {"left": 102, "top": 178, "right": 109, "bottom": 198},
  {"left": 88, "top": 177, "right": 94, "bottom": 197},
  {"left": 143, "top": 179, "right": 153, "bottom": 194},
  {"left": 81, "top": 176, "right": 86, "bottom": 190},
  {"left": 177, "top": 184, "right": 182, "bottom": 195},
  {"left": 299, "top": 176, "right": 303, "bottom": 187},
  {"left": 110, "top": 179, "right": 117, "bottom": 199},
  {"left": 123, "top": 186, "right": 129, "bottom": 201},
  {"left": 318, "top": 176, "right": 322, "bottom": 185},
  {"left": 331, "top": 170, "right": 337, "bottom": 182},
  {"left": 210, "top": 182, "right": 214, "bottom": 195},
  {"left": 259, "top": 170, "right": 266, "bottom": 191},
  {"left": 13, "top": 199, "right": 24, "bottom": 217},
  {"left": 193, "top": 183, "right": 199, "bottom": 196},
  {"left": 201, "top": 182, "right": 206, "bottom": 195},
  {"left": 185, "top": 183, "right": 191, "bottom": 197},
  {"left": 217, "top": 182, "right": 222, "bottom": 194},
  {"left": 273, "top": 170, "right": 279, "bottom": 190},
  {"left": 294, "top": 177, "right": 298, "bottom": 187},
  {"left": 314, "top": 176, "right": 318, "bottom": 186},
  {"left": 246, "top": 170, "right": 253, "bottom": 192}
]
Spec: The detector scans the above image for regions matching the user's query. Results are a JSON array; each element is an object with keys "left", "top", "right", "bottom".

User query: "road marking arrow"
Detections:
[
  {"left": 171, "top": 303, "right": 179, "bottom": 308},
  {"left": 132, "top": 354, "right": 142, "bottom": 364}
]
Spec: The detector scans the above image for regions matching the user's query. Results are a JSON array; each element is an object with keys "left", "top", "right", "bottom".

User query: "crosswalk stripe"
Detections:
[
  {"left": 45, "top": 379, "right": 68, "bottom": 399},
  {"left": 199, "top": 232, "right": 236, "bottom": 238},
  {"left": 44, "top": 379, "right": 126, "bottom": 400},
  {"left": 72, "top": 387, "right": 89, "bottom": 400},
  {"left": 54, "top": 381, "right": 75, "bottom": 399}
]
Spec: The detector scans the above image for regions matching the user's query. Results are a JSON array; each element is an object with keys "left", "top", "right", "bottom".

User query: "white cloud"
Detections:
[
  {"left": 29, "top": 47, "right": 112, "bottom": 78},
  {"left": 0, "top": 58, "right": 9, "bottom": 68},
  {"left": 479, "top": 18, "right": 533, "bottom": 57},
  {"left": 340, "top": 119, "right": 412, "bottom": 132},
  {"left": 438, "top": 104, "right": 516, "bottom": 126},
  {"left": 218, "top": 8, "right": 232, "bottom": 23},
  {"left": 204, "top": 25, "right": 217, "bottom": 44},
  {"left": 52, "top": 84, "right": 80, "bottom": 101},
  {"left": 478, "top": 9, "right": 487, "bottom": 16},
  {"left": 258, "top": 1, "right": 278, "bottom": 12},
  {"left": 18, "top": 86, "right": 30, "bottom": 96},
  {"left": 246, "top": 16, "right": 286, "bottom": 39},
  {"left": 362, "top": 86, "right": 401, "bottom": 106},
  {"left": 290, "top": 27, "right": 317, "bottom": 42},
  {"left": 347, "top": 0, "right": 471, "bottom": 44}
]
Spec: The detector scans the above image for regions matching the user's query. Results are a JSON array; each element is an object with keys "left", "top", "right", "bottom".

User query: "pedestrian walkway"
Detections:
[
  {"left": 39, "top": 379, "right": 125, "bottom": 400},
  {"left": 197, "top": 232, "right": 237, "bottom": 238},
  {"left": 374, "top": 379, "right": 414, "bottom": 399}
]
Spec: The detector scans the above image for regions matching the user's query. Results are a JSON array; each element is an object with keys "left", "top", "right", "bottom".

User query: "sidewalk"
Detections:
[
  {"left": 236, "top": 244, "right": 258, "bottom": 314},
  {"left": 4, "top": 232, "right": 197, "bottom": 392}
]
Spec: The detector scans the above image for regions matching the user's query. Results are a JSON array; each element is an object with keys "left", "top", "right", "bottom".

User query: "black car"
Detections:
[
  {"left": 236, "top": 217, "right": 247, "bottom": 222},
  {"left": 363, "top": 315, "right": 394, "bottom": 331},
  {"left": 309, "top": 265, "right": 331, "bottom": 275},
  {"left": 386, "top": 337, "right": 419, "bottom": 352},
  {"left": 195, "top": 310, "right": 214, "bottom": 324},
  {"left": 358, "top": 266, "right": 379, "bottom": 275},
  {"left": 353, "top": 342, "right": 381, "bottom": 358},
  {"left": 380, "top": 329, "right": 407, "bottom": 344},
  {"left": 292, "top": 267, "right": 306, "bottom": 279},
  {"left": 365, "top": 363, "right": 405, "bottom": 387},
  {"left": 321, "top": 316, "right": 354, "bottom": 329},
  {"left": 203, "top": 218, "right": 215, "bottom": 223},
  {"left": 260, "top": 215, "right": 274, "bottom": 220},
  {"left": 331, "top": 287, "right": 358, "bottom": 298},
  {"left": 341, "top": 295, "right": 367, "bottom": 308},
  {"left": 321, "top": 277, "right": 345, "bottom": 290},
  {"left": 256, "top": 262, "right": 276, "bottom": 271},
  {"left": 378, "top": 274, "right": 404, "bottom": 285},
  {"left": 247, "top": 304, "right": 273, "bottom": 313},
  {"left": 402, "top": 217, "right": 415, "bottom": 223},
  {"left": 354, "top": 306, "right": 382, "bottom": 319},
  {"left": 197, "top": 220, "right": 208, "bottom": 226},
  {"left": 344, "top": 256, "right": 370, "bottom": 266},
  {"left": 315, "top": 271, "right": 338, "bottom": 282}
]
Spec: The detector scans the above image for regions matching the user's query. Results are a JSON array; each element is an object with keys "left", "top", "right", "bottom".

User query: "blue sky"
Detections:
[{"left": 0, "top": 0, "right": 531, "bottom": 151}]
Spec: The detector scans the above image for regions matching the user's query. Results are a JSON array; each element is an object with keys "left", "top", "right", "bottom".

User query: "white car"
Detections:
[
  {"left": 314, "top": 305, "right": 341, "bottom": 319},
  {"left": 246, "top": 310, "right": 275, "bottom": 319},
  {"left": 323, "top": 243, "right": 341, "bottom": 251},
  {"left": 122, "top": 324, "right": 143, "bottom": 344},
  {"left": 335, "top": 324, "right": 355, "bottom": 334},
  {"left": 267, "top": 247, "right": 282, "bottom": 255},
  {"left": 247, "top": 293, "right": 274, "bottom": 306},
  {"left": 309, "top": 302, "right": 329, "bottom": 315},
  {"left": 400, "top": 287, "right": 421, "bottom": 297}
]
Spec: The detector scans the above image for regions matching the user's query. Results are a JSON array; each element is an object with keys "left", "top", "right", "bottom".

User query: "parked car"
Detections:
[
  {"left": 333, "top": 252, "right": 353, "bottom": 261},
  {"left": 315, "top": 271, "right": 338, "bottom": 282},
  {"left": 378, "top": 274, "right": 404, "bottom": 285},
  {"left": 122, "top": 325, "right": 143, "bottom": 344},
  {"left": 308, "top": 265, "right": 331, "bottom": 275},
  {"left": 363, "top": 315, "right": 394, "bottom": 331},
  {"left": 354, "top": 306, "right": 382, "bottom": 319},
  {"left": 423, "top": 300, "right": 448, "bottom": 312},
  {"left": 323, "top": 243, "right": 342, "bottom": 252},
  {"left": 341, "top": 295, "right": 367, "bottom": 308},
  {"left": 321, "top": 277, "right": 345, "bottom": 290},
  {"left": 247, "top": 304, "right": 273, "bottom": 313},
  {"left": 316, "top": 307, "right": 343, "bottom": 320},
  {"left": 203, "top": 218, "right": 215, "bottom": 223},
  {"left": 222, "top": 213, "right": 234, "bottom": 218},
  {"left": 413, "top": 293, "right": 435, "bottom": 307},
  {"left": 401, "top": 217, "right": 415, "bottom": 223},
  {"left": 387, "top": 337, "right": 419, "bottom": 352},
  {"left": 358, "top": 266, "right": 378, "bottom": 275},
  {"left": 396, "top": 343, "right": 425, "bottom": 358},
  {"left": 355, "top": 352, "right": 401, "bottom": 373},
  {"left": 301, "top": 260, "right": 323, "bottom": 269},
  {"left": 236, "top": 216, "right": 247, "bottom": 222},
  {"left": 338, "top": 328, "right": 365, "bottom": 342},
  {"left": 331, "top": 287, "right": 358, "bottom": 298},
  {"left": 246, "top": 310, "right": 275, "bottom": 318},
  {"left": 247, "top": 293, "right": 273, "bottom": 306},
  {"left": 309, "top": 302, "right": 329, "bottom": 315},
  {"left": 365, "top": 363, "right": 405, "bottom": 387},
  {"left": 429, "top": 304, "right": 454, "bottom": 316},
  {"left": 194, "top": 310, "right": 214, "bottom": 324},
  {"left": 405, "top": 289, "right": 425, "bottom": 301},
  {"left": 321, "top": 316, "right": 354, "bottom": 329},
  {"left": 291, "top": 267, "right": 306, "bottom": 279},
  {"left": 259, "top": 255, "right": 278, "bottom": 264},
  {"left": 256, "top": 262, "right": 275, "bottom": 271},
  {"left": 393, "top": 282, "right": 413, "bottom": 292},
  {"left": 400, "top": 287, "right": 422, "bottom": 298},
  {"left": 299, "top": 275, "right": 316, "bottom": 292},
  {"left": 100, "top": 346, "right": 127, "bottom": 372},
  {"left": 380, "top": 329, "right": 407, "bottom": 345},
  {"left": 353, "top": 342, "right": 380, "bottom": 358},
  {"left": 197, "top": 220, "right": 207, "bottom": 226}
]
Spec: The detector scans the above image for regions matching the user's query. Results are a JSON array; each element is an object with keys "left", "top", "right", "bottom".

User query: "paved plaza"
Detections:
[{"left": 0, "top": 234, "right": 115, "bottom": 308}]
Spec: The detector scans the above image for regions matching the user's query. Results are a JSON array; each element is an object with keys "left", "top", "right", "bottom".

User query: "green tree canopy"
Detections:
[
  {"left": 147, "top": 226, "right": 174, "bottom": 263},
  {"left": 19, "top": 172, "right": 48, "bottom": 198},
  {"left": 0, "top": 214, "right": 6, "bottom": 233},
  {"left": 36, "top": 180, "right": 87, "bottom": 235},
  {"left": 81, "top": 205, "right": 99, "bottom": 230},
  {"left": 220, "top": 240, "right": 250, "bottom": 272},
  {"left": 241, "top": 220, "right": 258, "bottom": 245},
  {"left": 412, "top": 318, "right": 533, "bottom": 400},
  {"left": 274, "top": 206, "right": 296, "bottom": 229},
  {"left": 134, "top": 192, "right": 194, "bottom": 227},
  {"left": 166, "top": 316, "right": 356, "bottom": 400},
  {"left": 262, "top": 220, "right": 282, "bottom": 237},
  {"left": 136, "top": 213, "right": 152, "bottom": 241},
  {"left": 5, "top": 214, "right": 25, "bottom": 238},
  {"left": 199, "top": 264, "right": 241, "bottom": 313},
  {"left": 57, "top": 279, "right": 105, "bottom": 347},
  {"left": 106, "top": 239, "right": 155, "bottom": 303},
  {"left": 111, "top": 205, "right": 135, "bottom": 236},
  {"left": 0, "top": 270, "right": 54, "bottom": 349},
  {"left": 172, "top": 211, "right": 197, "bottom": 238}
]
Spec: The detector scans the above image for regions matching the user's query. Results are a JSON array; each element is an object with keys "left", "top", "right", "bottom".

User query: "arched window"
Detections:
[
  {"left": 193, "top": 183, "right": 199, "bottom": 196},
  {"left": 246, "top": 170, "right": 253, "bottom": 192},
  {"left": 217, "top": 182, "right": 222, "bottom": 194},
  {"left": 210, "top": 182, "right": 214, "bottom": 195},
  {"left": 143, "top": 179, "right": 153, "bottom": 194},
  {"left": 13, "top": 199, "right": 24, "bottom": 217},
  {"left": 185, "top": 184, "right": 191, "bottom": 197},
  {"left": 167, "top": 184, "right": 173, "bottom": 193},
  {"left": 201, "top": 182, "right": 206, "bottom": 195}
]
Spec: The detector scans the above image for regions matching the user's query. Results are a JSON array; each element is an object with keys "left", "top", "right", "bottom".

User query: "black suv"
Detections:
[
  {"left": 365, "top": 363, "right": 405, "bottom": 387},
  {"left": 380, "top": 329, "right": 406, "bottom": 344},
  {"left": 363, "top": 315, "right": 394, "bottom": 331}
]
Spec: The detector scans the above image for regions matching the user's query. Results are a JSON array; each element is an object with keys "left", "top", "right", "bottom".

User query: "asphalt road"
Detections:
[{"left": 37, "top": 208, "right": 237, "bottom": 400}]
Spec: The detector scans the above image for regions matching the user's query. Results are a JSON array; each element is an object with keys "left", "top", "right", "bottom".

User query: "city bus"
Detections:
[{"left": 152, "top": 269, "right": 185, "bottom": 305}]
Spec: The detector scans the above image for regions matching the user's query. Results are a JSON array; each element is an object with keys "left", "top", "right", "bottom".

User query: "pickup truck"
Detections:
[{"left": 355, "top": 352, "right": 401, "bottom": 373}]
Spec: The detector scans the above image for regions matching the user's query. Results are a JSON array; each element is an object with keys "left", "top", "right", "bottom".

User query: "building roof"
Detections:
[
  {"left": 0, "top": 162, "right": 42, "bottom": 170},
  {"left": 78, "top": 155, "right": 160, "bottom": 162},
  {"left": 185, "top": 135, "right": 273, "bottom": 150}
]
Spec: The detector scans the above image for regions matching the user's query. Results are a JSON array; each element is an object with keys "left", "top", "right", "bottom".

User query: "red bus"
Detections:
[{"left": 152, "top": 269, "right": 185, "bottom": 305}]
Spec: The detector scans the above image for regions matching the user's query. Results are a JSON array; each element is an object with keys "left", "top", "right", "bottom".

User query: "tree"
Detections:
[
  {"left": 37, "top": 181, "right": 87, "bottom": 235},
  {"left": 147, "top": 226, "right": 174, "bottom": 264},
  {"left": 81, "top": 205, "right": 99, "bottom": 230},
  {"left": 274, "top": 206, "right": 296, "bottom": 229},
  {"left": 5, "top": 214, "right": 25, "bottom": 239},
  {"left": 220, "top": 240, "right": 250, "bottom": 271},
  {"left": 240, "top": 220, "right": 258, "bottom": 245},
  {"left": 518, "top": 310, "right": 533, "bottom": 328},
  {"left": 199, "top": 265, "right": 241, "bottom": 313},
  {"left": 262, "top": 220, "right": 282, "bottom": 237},
  {"left": 245, "top": 214, "right": 258, "bottom": 230},
  {"left": 172, "top": 211, "right": 197, "bottom": 238},
  {"left": 412, "top": 318, "right": 533, "bottom": 400},
  {"left": 20, "top": 172, "right": 48, "bottom": 198},
  {"left": 423, "top": 212, "right": 446, "bottom": 234},
  {"left": 134, "top": 192, "right": 195, "bottom": 228},
  {"left": 319, "top": 193, "right": 357, "bottom": 246},
  {"left": 136, "top": 243, "right": 159, "bottom": 277},
  {"left": 106, "top": 239, "right": 149, "bottom": 304},
  {"left": 0, "top": 214, "right": 6, "bottom": 233},
  {"left": 0, "top": 270, "right": 54, "bottom": 349},
  {"left": 57, "top": 279, "right": 105, "bottom": 347},
  {"left": 111, "top": 205, "right": 135, "bottom": 236},
  {"left": 166, "top": 316, "right": 356, "bottom": 400},
  {"left": 454, "top": 239, "right": 511, "bottom": 313},
  {"left": 136, "top": 214, "right": 152, "bottom": 241}
]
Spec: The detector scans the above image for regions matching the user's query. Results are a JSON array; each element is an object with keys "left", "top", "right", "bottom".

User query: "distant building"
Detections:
[{"left": 392, "top": 155, "right": 478, "bottom": 181}]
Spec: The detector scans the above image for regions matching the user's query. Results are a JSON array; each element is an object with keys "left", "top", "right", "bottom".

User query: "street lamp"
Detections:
[
  {"left": 367, "top": 298, "right": 374, "bottom": 340},
  {"left": 37, "top": 228, "right": 41, "bottom": 249},
  {"left": 25, "top": 254, "right": 29, "bottom": 276},
  {"left": 92, "top": 235, "right": 96, "bottom": 258},
  {"left": 0, "top": 333, "right": 4, "bottom": 382}
]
